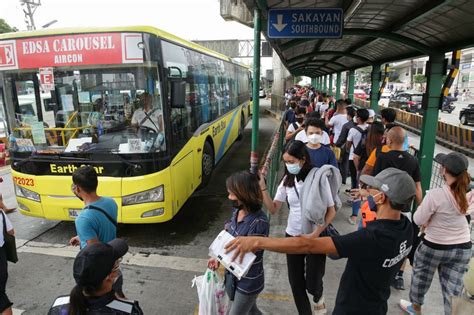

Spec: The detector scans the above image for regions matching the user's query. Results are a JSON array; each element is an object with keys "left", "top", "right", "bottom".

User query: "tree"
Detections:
[
  {"left": 413, "top": 74, "right": 427, "bottom": 91},
  {"left": 0, "top": 19, "right": 17, "bottom": 34}
]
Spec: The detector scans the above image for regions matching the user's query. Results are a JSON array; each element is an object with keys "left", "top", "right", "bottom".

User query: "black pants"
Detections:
[
  {"left": 339, "top": 151, "right": 349, "bottom": 184},
  {"left": 0, "top": 247, "right": 12, "bottom": 313},
  {"left": 349, "top": 160, "right": 358, "bottom": 189},
  {"left": 286, "top": 234, "right": 326, "bottom": 315}
]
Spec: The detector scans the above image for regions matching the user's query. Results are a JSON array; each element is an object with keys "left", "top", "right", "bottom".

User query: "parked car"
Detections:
[
  {"left": 389, "top": 91, "right": 424, "bottom": 113},
  {"left": 460, "top": 104, "right": 474, "bottom": 125},
  {"left": 353, "top": 89, "right": 367, "bottom": 100},
  {"left": 259, "top": 88, "right": 266, "bottom": 98}
]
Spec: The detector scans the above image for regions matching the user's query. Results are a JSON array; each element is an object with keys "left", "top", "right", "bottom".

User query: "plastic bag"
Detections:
[{"left": 192, "top": 268, "right": 229, "bottom": 315}]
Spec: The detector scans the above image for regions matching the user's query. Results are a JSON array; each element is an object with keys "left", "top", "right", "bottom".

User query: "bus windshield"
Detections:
[{"left": 2, "top": 64, "right": 165, "bottom": 154}]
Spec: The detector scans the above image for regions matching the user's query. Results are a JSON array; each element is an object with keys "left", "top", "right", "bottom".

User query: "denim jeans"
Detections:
[
  {"left": 228, "top": 291, "right": 262, "bottom": 315},
  {"left": 351, "top": 199, "right": 361, "bottom": 217}
]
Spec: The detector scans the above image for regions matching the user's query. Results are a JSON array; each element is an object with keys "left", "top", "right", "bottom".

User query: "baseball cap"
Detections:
[
  {"left": 360, "top": 168, "right": 416, "bottom": 206},
  {"left": 73, "top": 239, "right": 128, "bottom": 287},
  {"left": 435, "top": 152, "right": 469, "bottom": 176}
]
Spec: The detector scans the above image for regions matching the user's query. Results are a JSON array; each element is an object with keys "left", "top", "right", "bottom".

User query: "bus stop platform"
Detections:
[{"left": 0, "top": 99, "right": 471, "bottom": 314}]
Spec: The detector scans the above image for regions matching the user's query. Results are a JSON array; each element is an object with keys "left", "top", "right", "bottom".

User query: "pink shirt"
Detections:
[{"left": 414, "top": 185, "right": 474, "bottom": 245}]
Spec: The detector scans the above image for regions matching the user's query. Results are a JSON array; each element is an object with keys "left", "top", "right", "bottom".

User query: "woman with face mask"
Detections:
[
  {"left": 400, "top": 152, "right": 474, "bottom": 315},
  {"left": 208, "top": 171, "right": 269, "bottom": 315},
  {"left": 258, "top": 140, "right": 335, "bottom": 315}
]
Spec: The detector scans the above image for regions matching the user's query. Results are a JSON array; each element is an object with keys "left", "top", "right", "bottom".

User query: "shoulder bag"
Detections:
[{"left": 1, "top": 210, "right": 18, "bottom": 263}]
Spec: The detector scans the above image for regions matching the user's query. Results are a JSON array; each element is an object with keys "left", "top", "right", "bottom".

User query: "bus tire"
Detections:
[
  {"left": 201, "top": 141, "right": 214, "bottom": 187},
  {"left": 237, "top": 112, "right": 245, "bottom": 141}
]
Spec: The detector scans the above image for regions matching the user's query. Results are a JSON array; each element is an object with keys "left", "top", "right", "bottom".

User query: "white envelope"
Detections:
[{"left": 209, "top": 230, "right": 256, "bottom": 280}]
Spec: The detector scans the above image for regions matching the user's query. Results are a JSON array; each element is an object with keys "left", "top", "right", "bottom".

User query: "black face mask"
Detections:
[
  {"left": 296, "top": 117, "right": 304, "bottom": 123},
  {"left": 232, "top": 200, "right": 244, "bottom": 210},
  {"left": 73, "top": 191, "right": 84, "bottom": 201}
]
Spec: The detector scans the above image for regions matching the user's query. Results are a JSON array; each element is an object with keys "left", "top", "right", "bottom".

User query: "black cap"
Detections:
[
  {"left": 73, "top": 239, "right": 128, "bottom": 287},
  {"left": 435, "top": 152, "right": 469, "bottom": 176}
]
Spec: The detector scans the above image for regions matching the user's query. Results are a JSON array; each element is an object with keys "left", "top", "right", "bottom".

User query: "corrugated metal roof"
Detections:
[{"left": 243, "top": 0, "right": 474, "bottom": 76}]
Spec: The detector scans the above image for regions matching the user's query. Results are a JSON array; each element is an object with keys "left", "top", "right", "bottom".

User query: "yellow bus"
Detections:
[{"left": 0, "top": 26, "right": 251, "bottom": 223}]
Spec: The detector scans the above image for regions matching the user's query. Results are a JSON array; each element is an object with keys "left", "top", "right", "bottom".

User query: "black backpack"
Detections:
[{"left": 352, "top": 126, "right": 368, "bottom": 150}]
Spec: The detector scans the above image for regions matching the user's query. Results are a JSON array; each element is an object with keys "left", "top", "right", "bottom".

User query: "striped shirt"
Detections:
[{"left": 227, "top": 208, "right": 269, "bottom": 295}]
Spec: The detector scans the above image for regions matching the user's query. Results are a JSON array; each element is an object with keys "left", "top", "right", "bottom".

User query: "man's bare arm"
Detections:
[{"left": 225, "top": 236, "right": 338, "bottom": 263}]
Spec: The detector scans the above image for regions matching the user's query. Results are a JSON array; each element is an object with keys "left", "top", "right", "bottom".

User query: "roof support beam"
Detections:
[
  {"left": 280, "top": 28, "right": 431, "bottom": 55},
  {"left": 292, "top": 64, "right": 338, "bottom": 73},
  {"left": 320, "top": 0, "right": 448, "bottom": 74},
  {"left": 288, "top": 51, "right": 373, "bottom": 67},
  {"left": 289, "top": 60, "right": 348, "bottom": 71}
]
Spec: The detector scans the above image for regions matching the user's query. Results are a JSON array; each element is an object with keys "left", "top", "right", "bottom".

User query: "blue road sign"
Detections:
[{"left": 268, "top": 8, "right": 343, "bottom": 39}]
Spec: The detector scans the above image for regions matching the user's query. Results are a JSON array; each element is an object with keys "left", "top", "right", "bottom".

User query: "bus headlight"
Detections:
[
  {"left": 15, "top": 185, "right": 41, "bottom": 202},
  {"left": 122, "top": 185, "right": 164, "bottom": 206}
]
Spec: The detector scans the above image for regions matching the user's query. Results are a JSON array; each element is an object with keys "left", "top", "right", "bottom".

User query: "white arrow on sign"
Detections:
[{"left": 272, "top": 14, "right": 287, "bottom": 32}]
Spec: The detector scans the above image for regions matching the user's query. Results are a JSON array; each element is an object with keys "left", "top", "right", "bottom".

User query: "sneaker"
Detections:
[
  {"left": 392, "top": 275, "right": 405, "bottom": 290},
  {"left": 399, "top": 299, "right": 421, "bottom": 315},
  {"left": 314, "top": 296, "right": 327, "bottom": 315},
  {"left": 345, "top": 200, "right": 353, "bottom": 206},
  {"left": 348, "top": 216, "right": 357, "bottom": 225}
]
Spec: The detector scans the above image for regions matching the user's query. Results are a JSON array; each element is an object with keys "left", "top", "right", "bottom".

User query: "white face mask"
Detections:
[
  {"left": 353, "top": 117, "right": 358, "bottom": 123},
  {"left": 308, "top": 134, "right": 322, "bottom": 144}
]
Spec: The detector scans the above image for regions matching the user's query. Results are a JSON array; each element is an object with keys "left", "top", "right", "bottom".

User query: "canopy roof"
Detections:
[{"left": 243, "top": 0, "right": 474, "bottom": 76}]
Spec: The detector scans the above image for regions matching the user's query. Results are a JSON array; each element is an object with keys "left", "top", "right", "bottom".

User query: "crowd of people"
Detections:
[
  {"left": 215, "top": 86, "right": 473, "bottom": 315},
  {"left": 0, "top": 85, "right": 473, "bottom": 314}
]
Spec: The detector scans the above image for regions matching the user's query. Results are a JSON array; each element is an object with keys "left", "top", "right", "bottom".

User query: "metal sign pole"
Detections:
[{"left": 250, "top": 7, "right": 261, "bottom": 174}]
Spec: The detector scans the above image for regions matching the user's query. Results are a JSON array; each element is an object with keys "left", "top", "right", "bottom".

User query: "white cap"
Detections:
[{"left": 368, "top": 109, "right": 376, "bottom": 118}]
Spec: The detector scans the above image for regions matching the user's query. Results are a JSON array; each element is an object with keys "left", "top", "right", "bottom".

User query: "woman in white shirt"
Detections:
[
  {"left": 400, "top": 152, "right": 473, "bottom": 315},
  {"left": 0, "top": 194, "right": 14, "bottom": 315},
  {"left": 259, "top": 140, "right": 336, "bottom": 315}
]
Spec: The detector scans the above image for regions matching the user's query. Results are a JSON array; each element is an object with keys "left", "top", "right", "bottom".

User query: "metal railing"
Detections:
[{"left": 260, "top": 111, "right": 286, "bottom": 197}]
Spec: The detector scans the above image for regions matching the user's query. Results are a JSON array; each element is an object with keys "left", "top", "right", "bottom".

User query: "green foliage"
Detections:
[
  {"left": 413, "top": 74, "right": 427, "bottom": 84},
  {"left": 0, "top": 19, "right": 17, "bottom": 33}
]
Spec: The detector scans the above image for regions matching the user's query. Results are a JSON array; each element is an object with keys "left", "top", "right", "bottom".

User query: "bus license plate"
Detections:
[{"left": 68, "top": 209, "right": 81, "bottom": 218}]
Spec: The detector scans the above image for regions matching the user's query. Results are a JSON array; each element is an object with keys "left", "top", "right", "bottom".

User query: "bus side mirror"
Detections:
[{"left": 171, "top": 80, "right": 186, "bottom": 108}]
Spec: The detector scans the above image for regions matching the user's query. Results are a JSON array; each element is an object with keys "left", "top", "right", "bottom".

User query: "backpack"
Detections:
[{"left": 352, "top": 126, "right": 368, "bottom": 150}]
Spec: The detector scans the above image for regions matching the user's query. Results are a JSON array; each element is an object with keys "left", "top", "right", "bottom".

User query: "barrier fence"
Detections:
[
  {"left": 354, "top": 98, "right": 474, "bottom": 155},
  {"left": 260, "top": 111, "right": 286, "bottom": 198}
]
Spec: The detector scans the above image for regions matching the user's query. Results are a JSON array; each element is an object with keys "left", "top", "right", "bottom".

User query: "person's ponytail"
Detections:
[
  {"left": 68, "top": 285, "right": 87, "bottom": 315},
  {"left": 449, "top": 170, "right": 471, "bottom": 214}
]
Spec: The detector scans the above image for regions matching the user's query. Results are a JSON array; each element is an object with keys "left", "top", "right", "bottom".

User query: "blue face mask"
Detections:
[
  {"left": 286, "top": 162, "right": 302, "bottom": 175},
  {"left": 367, "top": 192, "right": 382, "bottom": 212}
]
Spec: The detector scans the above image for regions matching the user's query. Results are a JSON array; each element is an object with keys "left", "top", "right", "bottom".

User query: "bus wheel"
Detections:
[
  {"left": 237, "top": 112, "right": 245, "bottom": 141},
  {"left": 201, "top": 141, "right": 214, "bottom": 187}
]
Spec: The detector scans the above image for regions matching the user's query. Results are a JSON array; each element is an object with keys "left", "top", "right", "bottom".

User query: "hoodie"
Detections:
[{"left": 414, "top": 185, "right": 474, "bottom": 245}]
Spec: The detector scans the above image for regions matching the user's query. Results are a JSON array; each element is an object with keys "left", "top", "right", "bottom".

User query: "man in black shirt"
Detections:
[
  {"left": 226, "top": 168, "right": 416, "bottom": 315},
  {"left": 372, "top": 126, "right": 422, "bottom": 291},
  {"left": 373, "top": 126, "right": 422, "bottom": 205}
]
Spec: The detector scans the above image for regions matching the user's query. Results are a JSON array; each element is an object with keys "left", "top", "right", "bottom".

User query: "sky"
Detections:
[{"left": 0, "top": 0, "right": 254, "bottom": 40}]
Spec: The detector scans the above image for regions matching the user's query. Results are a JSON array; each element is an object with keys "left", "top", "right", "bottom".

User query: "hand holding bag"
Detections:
[{"left": 1, "top": 210, "right": 18, "bottom": 263}]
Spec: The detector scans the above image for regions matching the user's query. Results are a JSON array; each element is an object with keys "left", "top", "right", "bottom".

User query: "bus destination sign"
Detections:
[{"left": 0, "top": 32, "right": 144, "bottom": 70}]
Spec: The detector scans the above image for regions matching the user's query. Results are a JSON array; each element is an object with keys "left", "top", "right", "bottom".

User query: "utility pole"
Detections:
[{"left": 20, "top": 0, "right": 41, "bottom": 31}]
